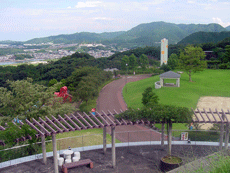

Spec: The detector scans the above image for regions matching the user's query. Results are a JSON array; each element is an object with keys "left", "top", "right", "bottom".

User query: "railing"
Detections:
[{"left": 0, "top": 129, "right": 228, "bottom": 168}]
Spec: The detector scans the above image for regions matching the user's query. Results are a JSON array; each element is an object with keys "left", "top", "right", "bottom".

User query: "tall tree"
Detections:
[
  {"left": 178, "top": 45, "right": 207, "bottom": 82},
  {"left": 121, "top": 55, "right": 129, "bottom": 70},
  {"left": 139, "top": 54, "right": 149, "bottom": 70},
  {"left": 168, "top": 53, "right": 179, "bottom": 70},
  {"left": 129, "top": 54, "right": 138, "bottom": 70},
  {"left": 223, "top": 45, "right": 230, "bottom": 63},
  {"left": 76, "top": 79, "right": 98, "bottom": 105}
]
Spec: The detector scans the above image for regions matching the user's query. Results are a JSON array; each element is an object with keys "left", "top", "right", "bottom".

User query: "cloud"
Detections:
[
  {"left": 93, "top": 17, "right": 114, "bottom": 21},
  {"left": 187, "top": 0, "right": 196, "bottom": 4},
  {"left": 102, "top": 0, "right": 165, "bottom": 12},
  {"left": 212, "top": 17, "right": 230, "bottom": 27},
  {"left": 75, "top": 1, "right": 102, "bottom": 8}
]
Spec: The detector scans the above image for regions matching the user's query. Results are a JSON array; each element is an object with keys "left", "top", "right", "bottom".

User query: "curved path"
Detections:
[{"left": 97, "top": 74, "right": 162, "bottom": 142}]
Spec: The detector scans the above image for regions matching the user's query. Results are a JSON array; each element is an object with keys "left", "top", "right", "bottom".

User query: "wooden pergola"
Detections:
[{"left": 1, "top": 108, "right": 230, "bottom": 173}]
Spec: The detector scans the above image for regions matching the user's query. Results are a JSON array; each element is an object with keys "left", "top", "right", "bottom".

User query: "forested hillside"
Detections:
[
  {"left": 226, "top": 26, "right": 230, "bottom": 31},
  {"left": 20, "top": 22, "right": 227, "bottom": 48},
  {"left": 107, "top": 22, "right": 226, "bottom": 47},
  {"left": 178, "top": 31, "right": 230, "bottom": 45},
  {"left": 25, "top": 31, "right": 125, "bottom": 44}
]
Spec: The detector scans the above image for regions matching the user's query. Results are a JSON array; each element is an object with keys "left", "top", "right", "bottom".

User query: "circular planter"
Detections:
[{"left": 160, "top": 155, "right": 182, "bottom": 172}]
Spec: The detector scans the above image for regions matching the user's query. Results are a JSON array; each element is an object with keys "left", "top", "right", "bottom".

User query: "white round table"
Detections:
[{"left": 63, "top": 150, "right": 73, "bottom": 159}]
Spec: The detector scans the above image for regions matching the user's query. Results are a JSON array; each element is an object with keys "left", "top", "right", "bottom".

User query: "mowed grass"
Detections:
[
  {"left": 46, "top": 128, "right": 120, "bottom": 152},
  {"left": 123, "top": 69, "right": 230, "bottom": 131},
  {"left": 123, "top": 69, "right": 230, "bottom": 109}
]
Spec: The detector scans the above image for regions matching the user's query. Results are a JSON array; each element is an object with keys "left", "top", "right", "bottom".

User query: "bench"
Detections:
[{"left": 62, "top": 159, "right": 93, "bottom": 173}]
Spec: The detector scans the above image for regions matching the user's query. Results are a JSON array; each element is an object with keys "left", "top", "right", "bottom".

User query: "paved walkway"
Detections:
[
  {"left": 97, "top": 74, "right": 152, "bottom": 112},
  {"left": 96, "top": 74, "right": 162, "bottom": 142}
]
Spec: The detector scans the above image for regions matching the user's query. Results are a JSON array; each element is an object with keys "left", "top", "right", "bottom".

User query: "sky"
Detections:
[{"left": 0, "top": 0, "right": 230, "bottom": 41}]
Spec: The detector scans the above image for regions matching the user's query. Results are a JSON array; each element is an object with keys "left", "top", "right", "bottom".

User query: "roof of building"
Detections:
[{"left": 159, "top": 71, "right": 181, "bottom": 78}]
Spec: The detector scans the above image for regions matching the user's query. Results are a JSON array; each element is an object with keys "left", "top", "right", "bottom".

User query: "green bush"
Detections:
[{"left": 188, "top": 131, "right": 220, "bottom": 142}]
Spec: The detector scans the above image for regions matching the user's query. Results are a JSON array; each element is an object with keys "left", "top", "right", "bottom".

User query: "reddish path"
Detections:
[{"left": 96, "top": 74, "right": 162, "bottom": 142}]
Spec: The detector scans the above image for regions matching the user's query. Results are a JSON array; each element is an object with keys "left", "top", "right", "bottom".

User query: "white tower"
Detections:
[{"left": 160, "top": 38, "right": 168, "bottom": 65}]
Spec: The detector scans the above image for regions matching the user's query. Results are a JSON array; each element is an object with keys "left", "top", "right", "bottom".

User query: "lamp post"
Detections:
[{"left": 126, "top": 63, "right": 128, "bottom": 93}]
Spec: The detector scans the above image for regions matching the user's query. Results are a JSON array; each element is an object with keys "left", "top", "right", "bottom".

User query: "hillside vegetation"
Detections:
[
  {"left": 25, "top": 31, "right": 125, "bottom": 44},
  {"left": 178, "top": 31, "right": 230, "bottom": 45},
  {"left": 23, "top": 22, "right": 227, "bottom": 48}
]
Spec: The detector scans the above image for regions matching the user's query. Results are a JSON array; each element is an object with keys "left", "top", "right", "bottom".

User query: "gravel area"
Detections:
[{"left": 0, "top": 145, "right": 219, "bottom": 173}]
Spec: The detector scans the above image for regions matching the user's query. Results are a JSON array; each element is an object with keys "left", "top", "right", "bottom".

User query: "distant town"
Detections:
[{"left": 0, "top": 42, "right": 129, "bottom": 65}]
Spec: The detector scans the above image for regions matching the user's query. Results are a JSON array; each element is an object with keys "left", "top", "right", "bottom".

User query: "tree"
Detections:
[
  {"left": 0, "top": 78, "right": 74, "bottom": 120},
  {"left": 76, "top": 79, "right": 98, "bottom": 105},
  {"left": 48, "top": 78, "right": 58, "bottom": 87},
  {"left": 223, "top": 45, "right": 230, "bottom": 63},
  {"left": 116, "top": 105, "right": 193, "bottom": 156},
  {"left": 168, "top": 53, "right": 179, "bottom": 70},
  {"left": 178, "top": 45, "right": 207, "bottom": 82},
  {"left": 160, "top": 63, "right": 171, "bottom": 72},
  {"left": 129, "top": 54, "right": 138, "bottom": 70},
  {"left": 121, "top": 55, "right": 129, "bottom": 70},
  {"left": 142, "top": 87, "right": 159, "bottom": 107},
  {"left": 139, "top": 54, "right": 149, "bottom": 70}
]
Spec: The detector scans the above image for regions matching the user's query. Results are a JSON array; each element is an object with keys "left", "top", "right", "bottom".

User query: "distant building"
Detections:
[
  {"left": 160, "top": 38, "right": 168, "bottom": 65},
  {"left": 104, "top": 68, "right": 119, "bottom": 72},
  {"left": 204, "top": 51, "right": 217, "bottom": 60}
]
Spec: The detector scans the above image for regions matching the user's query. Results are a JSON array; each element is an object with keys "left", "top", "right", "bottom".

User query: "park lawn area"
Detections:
[
  {"left": 46, "top": 128, "right": 120, "bottom": 152},
  {"left": 123, "top": 69, "right": 230, "bottom": 131}
]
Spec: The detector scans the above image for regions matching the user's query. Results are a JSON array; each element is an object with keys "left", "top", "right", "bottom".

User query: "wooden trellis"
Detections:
[
  {"left": 192, "top": 108, "right": 230, "bottom": 124},
  {"left": 1, "top": 108, "right": 230, "bottom": 173}
]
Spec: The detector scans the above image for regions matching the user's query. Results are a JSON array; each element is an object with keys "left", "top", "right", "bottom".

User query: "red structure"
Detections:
[{"left": 54, "top": 86, "right": 72, "bottom": 102}]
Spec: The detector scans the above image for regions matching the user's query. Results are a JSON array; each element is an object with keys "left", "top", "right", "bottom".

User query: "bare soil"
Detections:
[{"left": 196, "top": 96, "right": 230, "bottom": 129}]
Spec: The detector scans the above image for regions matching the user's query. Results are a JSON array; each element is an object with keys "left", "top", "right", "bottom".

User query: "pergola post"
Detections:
[
  {"left": 41, "top": 123, "right": 47, "bottom": 165},
  {"left": 219, "top": 122, "right": 224, "bottom": 150},
  {"left": 41, "top": 135, "right": 47, "bottom": 165},
  {"left": 103, "top": 126, "right": 107, "bottom": 154},
  {"left": 111, "top": 126, "right": 116, "bottom": 168},
  {"left": 160, "top": 78, "right": 164, "bottom": 87},
  {"left": 168, "top": 121, "right": 172, "bottom": 156},
  {"left": 161, "top": 122, "right": 165, "bottom": 146},
  {"left": 224, "top": 123, "right": 229, "bottom": 150},
  {"left": 176, "top": 78, "right": 180, "bottom": 87},
  {"left": 52, "top": 133, "right": 58, "bottom": 173}
]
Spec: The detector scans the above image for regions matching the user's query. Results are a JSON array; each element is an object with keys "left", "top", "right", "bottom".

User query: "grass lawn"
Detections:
[
  {"left": 46, "top": 128, "right": 120, "bottom": 152},
  {"left": 123, "top": 69, "right": 230, "bottom": 131}
]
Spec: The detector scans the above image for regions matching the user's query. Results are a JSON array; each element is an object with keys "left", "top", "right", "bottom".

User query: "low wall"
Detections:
[{"left": 155, "top": 81, "right": 161, "bottom": 89}]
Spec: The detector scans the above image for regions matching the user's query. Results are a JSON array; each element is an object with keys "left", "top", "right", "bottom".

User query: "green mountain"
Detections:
[
  {"left": 0, "top": 40, "right": 23, "bottom": 45},
  {"left": 178, "top": 31, "right": 230, "bottom": 45},
  {"left": 226, "top": 26, "right": 230, "bottom": 31},
  {"left": 107, "top": 22, "right": 226, "bottom": 47},
  {"left": 23, "top": 21, "right": 227, "bottom": 47},
  {"left": 25, "top": 31, "right": 125, "bottom": 44}
]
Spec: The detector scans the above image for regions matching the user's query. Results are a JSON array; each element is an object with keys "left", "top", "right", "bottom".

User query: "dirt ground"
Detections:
[
  {"left": 196, "top": 96, "right": 230, "bottom": 129},
  {"left": 0, "top": 145, "right": 219, "bottom": 173}
]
